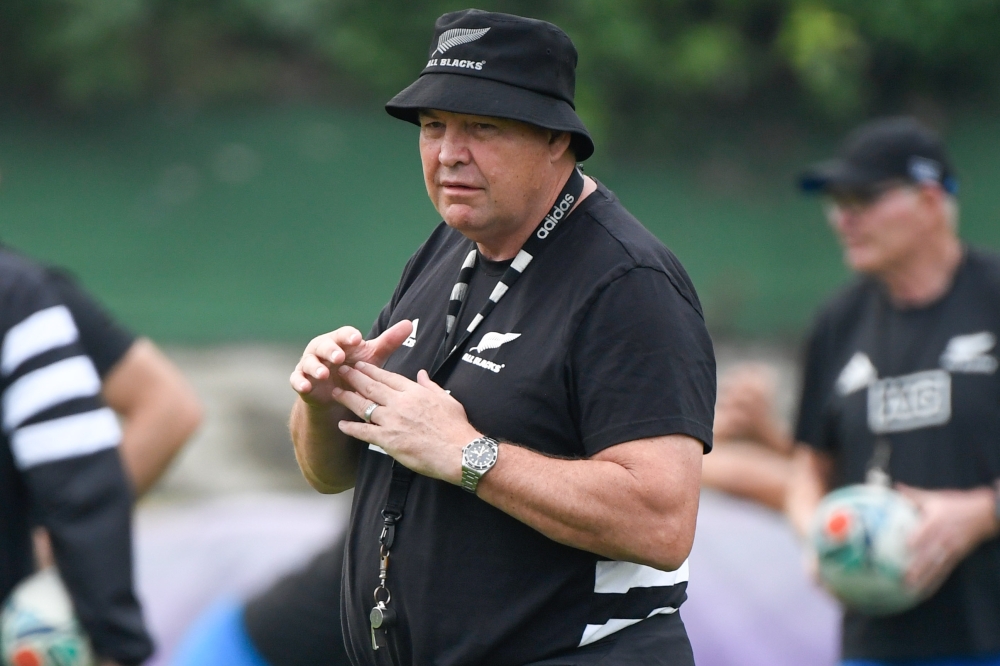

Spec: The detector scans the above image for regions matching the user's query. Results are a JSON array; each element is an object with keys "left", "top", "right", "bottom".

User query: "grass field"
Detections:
[{"left": 2, "top": 105, "right": 999, "bottom": 342}]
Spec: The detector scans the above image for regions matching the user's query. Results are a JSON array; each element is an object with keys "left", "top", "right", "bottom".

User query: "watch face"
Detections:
[{"left": 464, "top": 439, "right": 498, "bottom": 471}]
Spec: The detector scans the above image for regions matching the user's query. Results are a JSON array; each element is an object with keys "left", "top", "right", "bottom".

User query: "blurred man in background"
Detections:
[
  {"left": 289, "top": 9, "right": 713, "bottom": 665},
  {"left": 1, "top": 246, "right": 202, "bottom": 665},
  {"left": 717, "top": 117, "right": 1000, "bottom": 665}
]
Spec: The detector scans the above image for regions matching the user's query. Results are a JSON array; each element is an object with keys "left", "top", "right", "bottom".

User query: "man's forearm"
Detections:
[
  {"left": 786, "top": 445, "right": 833, "bottom": 537},
  {"left": 476, "top": 435, "right": 702, "bottom": 571},
  {"left": 290, "top": 399, "right": 361, "bottom": 493}
]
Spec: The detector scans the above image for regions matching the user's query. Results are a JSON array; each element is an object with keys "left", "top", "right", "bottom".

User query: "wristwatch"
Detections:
[{"left": 461, "top": 436, "right": 500, "bottom": 494}]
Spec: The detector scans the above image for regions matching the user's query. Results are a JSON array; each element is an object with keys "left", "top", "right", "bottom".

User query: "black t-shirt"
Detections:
[
  {"left": 795, "top": 247, "right": 1000, "bottom": 660},
  {"left": 342, "top": 182, "right": 716, "bottom": 666},
  {"left": 46, "top": 269, "right": 136, "bottom": 377}
]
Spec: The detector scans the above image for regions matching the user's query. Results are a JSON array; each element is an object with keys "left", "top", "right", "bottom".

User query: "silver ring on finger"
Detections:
[{"left": 363, "top": 402, "right": 379, "bottom": 424}]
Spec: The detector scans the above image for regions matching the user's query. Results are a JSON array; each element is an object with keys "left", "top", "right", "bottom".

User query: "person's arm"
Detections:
[
  {"left": 706, "top": 363, "right": 794, "bottom": 508},
  {"left": 101, "top": 338, "right": 202, "bottom": 496},
  {"left": 288, "top": 321, "right": 414, "bottom": 493},
  {"left": 334, "top": 362, "right": 702, "bottom": 571},
  {"left": 479, "top": 434, "right": 702, "bottom": 570},
  {"left": 786, "top": 445, "right": 834, "bottom": 537},
  {"left": 713, "top": 363, "right": 793, "bottom": 454},
  {"left": 701, "top": 441, "right": 791, "bottom": 511}
]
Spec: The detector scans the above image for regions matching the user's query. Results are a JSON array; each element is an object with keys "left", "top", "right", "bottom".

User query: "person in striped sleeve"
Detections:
[{"left": 0, "top": 248, "right": 153, "bottom": 666}]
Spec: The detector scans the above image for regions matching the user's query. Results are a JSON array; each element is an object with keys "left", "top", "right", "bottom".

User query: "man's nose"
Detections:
[
  {"left": 828, "top": 205, "right": 861, "bottom": 231},
  {"left": 438, "top": 126, "right": 471, "bottom": 167}
]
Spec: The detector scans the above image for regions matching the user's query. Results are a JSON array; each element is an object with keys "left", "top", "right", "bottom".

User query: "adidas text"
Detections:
[
  {"left": 427, "top": 58, "right": 485, "bottom": 70},
  {"left": 537, "top": 193, "right": 575, "bottom": 239}
]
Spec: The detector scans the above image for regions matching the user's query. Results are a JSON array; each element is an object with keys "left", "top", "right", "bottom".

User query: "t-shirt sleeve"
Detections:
[
  {"left": 570, "top": 267, "right": 716, "bottom": 455},
  {"left": 46, "top": 269, "right": 136, "bottom": 377},
  {"left": 366, "top": 246, "right": 424, "bottom": 341},
  {"left": 793, "top": 319, "right": 837, "bottom": 453}
]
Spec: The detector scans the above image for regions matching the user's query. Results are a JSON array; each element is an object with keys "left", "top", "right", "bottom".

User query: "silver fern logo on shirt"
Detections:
[
  {"left": 939, "top": 331, "right": 998, "bottom": 374},
  {"left": 462, "top": 331, "right": 520, "bottom": 373},
  {"left": 427, "top": 27, "right": 489, "bottom": 70}
]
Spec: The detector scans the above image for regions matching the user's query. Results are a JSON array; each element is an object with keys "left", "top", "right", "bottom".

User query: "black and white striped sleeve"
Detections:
[
  {"left": 1, "top": 275, "right": 154, "bottom": 665},
  {"left": 3, "top": 304, "right": 120, "bottom": 465}
]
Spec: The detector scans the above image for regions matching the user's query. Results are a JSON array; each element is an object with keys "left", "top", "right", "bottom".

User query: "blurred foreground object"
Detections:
[
  {"left": 1, "top": 569, "right": 94, "bottom": 666},
  {"left": 810, "top": 484, "right": 921, "bottom": 616}
]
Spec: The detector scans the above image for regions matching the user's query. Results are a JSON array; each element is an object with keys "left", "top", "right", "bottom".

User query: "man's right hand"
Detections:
[
  {"left": 714, "top": 363, "right": 792, "bottom": 453},
  {"left": 290, "top": 320, "right": 414, "bottom": 407},
  {"left": 288, "top": 320, "right": 414, "bottom": 493}
]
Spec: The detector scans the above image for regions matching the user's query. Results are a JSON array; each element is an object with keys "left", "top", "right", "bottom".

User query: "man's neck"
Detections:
[
  {"left": 477, "top": 170, "right": 597, "bottom": 261},
  {"left": 879, "top": 235, "right": 963, "bottom": 307}
]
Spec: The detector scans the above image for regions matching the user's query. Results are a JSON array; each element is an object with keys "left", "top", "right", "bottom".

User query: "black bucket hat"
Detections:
[
  {"left": 386, "top": 9, "right": 595, "bottom": 161},
  {"left": 798, "top": 116, "right": 958, "bottom": 195}
]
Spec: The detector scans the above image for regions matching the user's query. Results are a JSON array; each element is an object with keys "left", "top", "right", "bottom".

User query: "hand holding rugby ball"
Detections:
[{"left": 810, "top": 484, "right": 925, "bottom": 615}]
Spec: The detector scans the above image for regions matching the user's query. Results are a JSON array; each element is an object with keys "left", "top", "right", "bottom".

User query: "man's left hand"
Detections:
[
  {"left": 333, "top": 362, "right": 481, "bottom": 484},
  {"left": 899, "top": 484, "right": 1000, "bottom": 595}
]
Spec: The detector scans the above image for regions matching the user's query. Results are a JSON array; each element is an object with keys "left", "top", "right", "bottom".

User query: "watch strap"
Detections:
[{"left": 461, "top": 437, "right": 499, "bottom": 494}]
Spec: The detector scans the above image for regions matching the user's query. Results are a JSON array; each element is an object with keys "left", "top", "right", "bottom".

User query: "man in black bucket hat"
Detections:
[{"left": 289, "top": 10, "right": 715, "bottom": 665}]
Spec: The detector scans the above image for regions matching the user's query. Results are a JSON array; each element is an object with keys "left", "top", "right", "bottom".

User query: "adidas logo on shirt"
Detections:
[{"left": 402, "top": 319, "right": 419, "bottom": 348}]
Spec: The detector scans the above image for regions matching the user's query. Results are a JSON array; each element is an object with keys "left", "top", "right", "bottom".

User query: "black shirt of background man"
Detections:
[
  {"left": 0, "top": 250, "right": 152, "bottom": 665},
  {"left": 341, "top": 181, "right": 716, "bottom": 666},
  {"left": 795, "top": 248, "right": 1000, "bottom": 661},
  {"left": 243, "top": 537, "right": 351, "bottom": 666},
  {"left": 46, "top": 269, "right": 136, "bottom": 377}
]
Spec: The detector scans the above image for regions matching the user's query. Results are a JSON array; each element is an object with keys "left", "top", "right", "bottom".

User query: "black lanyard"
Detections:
[
  {"left": 866, "top": 289, "right": 948, "bottom": 484},
  {"left": 368, "top": 167, "right": 586, "bottom": 657},
  {"left": 429, "top": 166, "right": 585, "bottom": 375}
]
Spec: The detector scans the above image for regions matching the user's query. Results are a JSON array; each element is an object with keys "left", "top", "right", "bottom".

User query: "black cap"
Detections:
[
  {"left": 798, "top": 117, "right": 958, "bottom": 195},
  {"left": 385, "top": 9, "right": 595, "bottom": 161}
]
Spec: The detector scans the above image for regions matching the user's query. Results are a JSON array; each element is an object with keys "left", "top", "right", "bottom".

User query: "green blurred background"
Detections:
[{"left": 2, "top": 0, "right": 1000, "bottom": 343}]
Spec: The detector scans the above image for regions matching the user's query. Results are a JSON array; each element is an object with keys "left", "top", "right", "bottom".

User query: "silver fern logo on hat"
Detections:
[
  {"left": 433, "top": 27, "right": 490, "bottom": 55},
  {"left": 427, "top": 27, "right": 490, "bottom": 70}
]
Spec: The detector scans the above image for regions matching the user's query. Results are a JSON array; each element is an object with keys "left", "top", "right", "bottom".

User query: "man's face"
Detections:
[
  {"left": 418, "top": 110, "right": 564, "bottom": 243},
  {"left": 824, "top": 181, "right": 934, "bottom": 275}
]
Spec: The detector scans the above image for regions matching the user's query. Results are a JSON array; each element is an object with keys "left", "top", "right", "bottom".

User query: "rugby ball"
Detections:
[
  {"left": 1, "top": 568, "right": 94, "bottom": 666},
  {"left": 810, "top": 484, "right": 923, "bottom": 616}
]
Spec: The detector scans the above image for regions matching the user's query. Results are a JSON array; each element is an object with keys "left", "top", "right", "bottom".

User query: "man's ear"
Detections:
[{"left": 547, "top": 131, "right": 573, "bottom": 162}]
